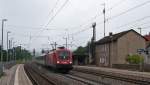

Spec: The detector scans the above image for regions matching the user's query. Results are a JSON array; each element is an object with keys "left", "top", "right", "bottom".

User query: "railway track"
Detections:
[
  {"left": 67, "top": 71, "right": 110, "bottom": 85},
  {"left": 64, "top": 74, "right": 105, "bottom": 85},
  {"left": 28, "top": 62, "right": 107, "bottom": 85},
  {"left": 73, "top": 67, "right": 150, "bottom": 85},
  {"left": 24, "top": 64, "right": 57, "bottom": 85},
  {"left": 26, "top": 62, "right": 149, "bottom": 85}
]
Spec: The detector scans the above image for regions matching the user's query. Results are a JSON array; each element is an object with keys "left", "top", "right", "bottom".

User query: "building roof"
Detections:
[
  {"left": 144, "top": 34, "right": 150, "bottom": 41},
  {"left": 95, "top": 29, "right": 147, "bottom": 45}
]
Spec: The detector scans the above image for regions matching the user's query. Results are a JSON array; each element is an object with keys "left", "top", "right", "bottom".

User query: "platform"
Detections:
[
  {"left": 0, "top": 64, "right": 18, "bottom": 85},
  {"left": 14, "top": 64, "right": 33, "bottom": 85}
]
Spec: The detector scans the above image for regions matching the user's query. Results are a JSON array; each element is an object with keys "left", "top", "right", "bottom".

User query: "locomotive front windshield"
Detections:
[{"left": 58, "top": 51, "right": 70, "bottom": 59}]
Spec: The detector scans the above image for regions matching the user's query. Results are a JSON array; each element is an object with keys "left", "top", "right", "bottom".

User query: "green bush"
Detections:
[{"left": 126, "top": 54, "right": 144, "bottom": 64}]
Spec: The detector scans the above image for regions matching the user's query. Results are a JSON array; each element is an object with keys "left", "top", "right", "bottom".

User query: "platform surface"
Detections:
[
  {"left": 14, "top": 64, "right": 33, "bottom": 85},
  {"left": 0, "top": 64, "right": 18, "bottom": 85}
]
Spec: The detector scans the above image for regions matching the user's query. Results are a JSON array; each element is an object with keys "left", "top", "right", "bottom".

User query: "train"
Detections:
[{"left": 36, "top": 47, "right": 73, "bottom": 72}]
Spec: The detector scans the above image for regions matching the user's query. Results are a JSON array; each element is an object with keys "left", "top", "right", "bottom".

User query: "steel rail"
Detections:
[
  {"left": 73, "top": 69, "right": 150, "bottom": 85},
  {"left": 24, "top": 64, "right": 57, "bottom": 85}
]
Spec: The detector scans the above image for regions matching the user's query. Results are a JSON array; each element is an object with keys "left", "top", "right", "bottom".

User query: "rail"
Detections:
[
  {"left": 73, "top": 67, "right": 150, "bottom": 85},
  {"left": 24, "top": 64, "right": 57, "bottom": 85}
]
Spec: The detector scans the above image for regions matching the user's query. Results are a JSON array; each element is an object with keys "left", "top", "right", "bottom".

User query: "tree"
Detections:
[
  {"left": 73, "top": 46, "right": 87, "bottom": 55},
  {"left": 0, "top": 45, "right": 32, "bottom": 62},
  {"left": 126, "top": 54, "right": 144, "bottom": 64}
]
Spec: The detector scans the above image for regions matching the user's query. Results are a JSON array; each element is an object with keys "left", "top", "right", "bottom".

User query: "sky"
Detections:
[{"left": 0, "top": 0, "right": 150, "bottom": 53}]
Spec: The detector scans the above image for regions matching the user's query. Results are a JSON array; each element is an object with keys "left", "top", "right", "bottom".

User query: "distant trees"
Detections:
[
  {"left": 73, "top": 42, "right": 91, "bottom": 55},
  {"left": 126, "top": 54, "right": 144, "bottom": 64},
  {"left": 0, "top": 45, "right": 32, "bottom": 62},
  {"left": 73, "top": 46, "right": 87, "bottom": 55},
  {"left": 14, "top": 46, "right": 32, "bottom": 61}
]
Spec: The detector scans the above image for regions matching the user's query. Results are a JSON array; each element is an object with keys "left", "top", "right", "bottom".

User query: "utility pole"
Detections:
[
  {"left": 33, "top": 48, "right": 35, "bottom": 58},
  {"left": 88, "top": 41, "right": 92, "bottom": 63},
  {"left": 91, "top": 22, "right": 96, "bottom": 64},
  {"left": 7, "top": 31, "right": 11, "bottom": 62},
  {"left": 20, "top": 44, "right": 22, "bottom": 61},
  {"left": 137, "top": 27, "right": 143, "bottom": 71},
  {"left": 9, "top": 40, "right": 11, "bottom": 49},
  {"left": 50, "top": 42, "right": 57, "bottom": 50},
  {"left": 102, "top": 3, "right": 107, "bottom": 66},
  {"left": 1, "top": 19, "right": 7, "bottom": 63},
  {"left": 138, "top": 27, "right": 142, "bottom": 35},
  {"left": 63, "top": 37, "right": 68, "bottom": 48},
  {"left": 13, "top": 42, "right": 16, "bottom": 61},
  {"left": 103, "top": 3, "right": 106, "bottom": 37},
  {"left": 8, "top": 40, "right": 11, "bottom": 61},
  {"left": 92, "top": 23, "right": 96, "bottom": 41},
  {"left": 10, "top": 38, "right": 13, "bottom": 60},
  {"left": 54, "top": 42, "right": 57, "bottom": 49}
]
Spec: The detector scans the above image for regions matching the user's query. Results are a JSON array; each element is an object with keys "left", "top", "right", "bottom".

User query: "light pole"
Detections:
[
  {"left": 13, "top": 42, "right": 16, "bottom": 61},
  {"left": 7, "top": 31, "right": 11, "bottom": 62},
  {"left": 10, "top": 38, "right": 13, "bottom": 61},
  {"left": 92, "top": 22, "right": 96, "bottom": 64},
  {"left": 1, "top": 19, "right": 7, "bottom": 63}
]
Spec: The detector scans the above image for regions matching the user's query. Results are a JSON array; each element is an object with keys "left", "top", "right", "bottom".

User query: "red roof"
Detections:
[{"left": 144, "top": 34, "right": 150, "bottom": 41}]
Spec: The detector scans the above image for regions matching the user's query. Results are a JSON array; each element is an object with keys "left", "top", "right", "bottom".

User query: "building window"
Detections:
[{"left": 100, "top": 57, "right": 105, "bottom": 64}]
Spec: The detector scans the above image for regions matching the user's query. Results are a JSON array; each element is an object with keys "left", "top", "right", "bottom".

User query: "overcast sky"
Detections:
[{"left": 0, "top": 0, "right": 150, "bottom": 52}]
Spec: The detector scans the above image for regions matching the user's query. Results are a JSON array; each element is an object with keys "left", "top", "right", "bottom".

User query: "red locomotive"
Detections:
[{"left": 44, "top": 47, "right": 73, "bottom": 71}]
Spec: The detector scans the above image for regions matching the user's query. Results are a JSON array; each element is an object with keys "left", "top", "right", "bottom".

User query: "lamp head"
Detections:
[{"left": 2, "top": 19, "right": 7, "bottom": 21}]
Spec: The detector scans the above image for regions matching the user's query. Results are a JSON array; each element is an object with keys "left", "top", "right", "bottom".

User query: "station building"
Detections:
[{"left": 95, "top": 29, "right": 147, "bottom": 67}]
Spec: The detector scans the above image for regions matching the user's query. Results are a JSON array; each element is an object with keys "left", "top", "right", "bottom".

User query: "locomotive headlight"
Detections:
[
  {"left": 70, "top": 61, "right": 72, "bottom": 64},
  {"left": 57, "top": 61, "right": 60, "bottom": 64}
]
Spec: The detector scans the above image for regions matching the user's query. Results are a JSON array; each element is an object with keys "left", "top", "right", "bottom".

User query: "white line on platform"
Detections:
[{"left": 14, "top": 64, "right": 21, "bottom": 85}]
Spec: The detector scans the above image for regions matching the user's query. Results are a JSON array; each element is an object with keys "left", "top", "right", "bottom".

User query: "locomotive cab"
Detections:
[
  {"left": 55, "top": 48, "right": 73, "bottom": 70},
  {"left": 44, "top": 47, "right": 73, "bottom": 72}
]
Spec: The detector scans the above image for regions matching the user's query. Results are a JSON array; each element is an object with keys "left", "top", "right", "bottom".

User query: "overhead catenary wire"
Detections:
[
  {"left": 71, "top": 15, "right": 150, "bottom": 41},
  {"left": 69, "top": 0, "right": 130, "bottom": 36},
  {"left": 46, "top": 0, "right": 60, "bottom": 19},
  {"left": 115, "top": 16, "right": 150, "bottom": 29},
  {"left": 107, "top": 0, "right": 150, "bottom": 21},
  {"left": 107, "top": 0, "right": 127, "bottom": 11},
  {"left": 12, "top": 0, "right": 150, "bottom": 50},
  {"left": 8, "top": 0, "right": 128, "bottom": 40},
  {"left": 126, "top": 20, "right": 150, "bottom": 29},
  {"left": 29, "top": 0, "right": 61, "bottom": 41},
  {"left": 32, "top": 0, "right": 69, "bottom": 41},
  {"left": 45, "top": 0, "right": 69, "bottom": 27}
]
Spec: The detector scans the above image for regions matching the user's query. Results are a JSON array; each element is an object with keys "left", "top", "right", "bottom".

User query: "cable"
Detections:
[
  {"left": 140, "top": 25, "right": 150, "bottom": 29},
  {"left": 115, "top": 16, "right": 150, "bottom": 29},
  {"left": 107, "top": 0, "right": 150, "bottom": 21},
  {"left": 68, "top": 0, "right": 129, "bottom": 36},
  {"left": 12, "top": 32, "right": 51, "bottom": 38},
  {"left": 32, "top": 0, "right": 69, "bottom": 41},
  {"left": 31, "top": 0, "right": 127, "bottom": 42},
  {"left": 46, "top": 0, "right": 60, "bottom": 19},
  {"left": 107, "top": 0, "right": 127, "bottom": 11},
  {"left": 45, "top": 0, "right": 69, "bottom": 27}
]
